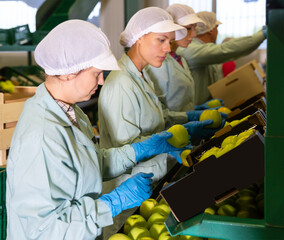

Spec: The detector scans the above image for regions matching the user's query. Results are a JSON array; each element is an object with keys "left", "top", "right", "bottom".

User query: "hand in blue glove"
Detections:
[
  {"left": 183, "top": 119, "right": 226, "bottom": 145},
  {"left": 169, "top": 143, "right": 193, "bottom": 164},
  {"left": 99, "top": 172, "right": 153, "bottom": 217},
  {"left": 262, "top": 25, "right": 267, "bottom": 38},
  {"left": 186, "top": 110, "right": 203, "bottom": 121},
  {"left": 131, "top": 131, "right": 187, "bottom": 162},
  {"left": 194, "top": 98, "right": 225, "bottom": 110}
]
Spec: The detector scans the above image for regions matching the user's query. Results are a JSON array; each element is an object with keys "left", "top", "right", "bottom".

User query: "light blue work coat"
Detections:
[
  {"left": 98, "top": 53, "right": 188, "bottom": 193},
  {"left": 177, "top": 31, "right": 266, "bottom": 105},
  {"left": 146, "top": 53, "right": 195, "bottom": 111},
  {"left": 6, "top": 83, "right": 137, "bottom": 240}
]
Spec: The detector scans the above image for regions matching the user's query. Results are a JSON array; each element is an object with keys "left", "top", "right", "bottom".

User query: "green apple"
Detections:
[
  {"left": 128, "top": 226, "right": 151, "bottom": 240},
  {"left": 217, "top": 204, "right": 237, "bottom": 217},
  {"left": 238, "top": 188, "right": 257, "bottom": 198},
  {"left": 158, "top": 198, "right": 168, "bottom": 205},
  {"left": 158, "top": 231, "right": 174, "bottom": 240},
  {"left": 147, "top": 212, "right": 167, "bottom": 229},
  {"left": 140, "top": 198, "right": 159, "bottom": 220},
  {"left": 109, "top": 233, "right": 132, "bottom": 240},
  {"left": 149, "top": 222, "right": 167, "bottom": 240},
  {"left": 199, "top": 110, "right": 222, "bottom": 128},
  {"left": 204, "top": 207, "right": 216, "bottom": 215},
  {"left": 237, "top": 209, "right": 260, "bottom": 219},
  {"left": 207, "top": 99, "right": 222, "bottom": 108},
  {"left": 139, "top": 238, "right": 155, "bottom": 240},
  {"left": 215, "top": 144, "right": 234, "bottom": 158},
  {"left": 180, "top": 149, "right": 192, "bottom": 167},
  {"left": 221, "top": 135, "right": 237, "bottom": 148},
  {"left": 235, "top": 196, "right": 256, "bottom": 208},
  {"left": 218, "top": 107, "right": 232, "bottom": 115},
  {"left": 174, "top": 235, "right": 202, "bottom": 240},
  {"left": 152, "top": 204, "right": 171, "bottom": 217},
  {"left": 167, "top": 124, "right": 189, "bottom": 148},
  {"left": 124, "top": 214, "right": 148, "bottom": 235},
  {"left": 255, "top": 192, "right": 264, "bottom": 203}
]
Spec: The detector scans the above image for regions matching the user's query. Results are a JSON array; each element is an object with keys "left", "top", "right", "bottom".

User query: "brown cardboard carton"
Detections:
[{"left": 208, "top": 60, "right": 265, "bottom": 109}]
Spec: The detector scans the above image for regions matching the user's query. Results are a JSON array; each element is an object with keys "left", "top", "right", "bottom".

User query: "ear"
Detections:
[{"left": 207, "top": 30, "right": 214, "bottom": 36}]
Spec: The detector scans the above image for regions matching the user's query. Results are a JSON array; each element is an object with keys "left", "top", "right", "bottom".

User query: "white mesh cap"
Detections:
[
  {"left": 120, "top": 7, "right": 187, "bottom": 48},
  {"left": 166, "top": 4, "right": 205, "bottom": 27},
  {"left": 195, "top": 11, "right": 222, "bottom": 35},
  {"left": 35, "top": 19, "right": 120, "bottom": 76}
]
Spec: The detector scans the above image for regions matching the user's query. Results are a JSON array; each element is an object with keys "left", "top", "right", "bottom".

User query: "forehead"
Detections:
[{"left": 148, "top": 31, "right": 175, "bottom": 39}]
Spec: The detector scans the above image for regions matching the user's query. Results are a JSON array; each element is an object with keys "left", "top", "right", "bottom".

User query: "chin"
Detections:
[{"left": 150, "top": 61, "right": 163, "bottom": 68}]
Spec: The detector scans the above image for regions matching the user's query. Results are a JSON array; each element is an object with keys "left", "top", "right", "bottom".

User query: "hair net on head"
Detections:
[
  {"left": 35, "top": 19, "right": 120, "bottom": 76},
  {"left": 166, "top": 4, "right": 205, "bottom": 27},
  {"left": 195, "top": 11, "right": 222, "bottom": 35},
  {"left": 120, "top": 7, "right": 187, "bottom": 48}
]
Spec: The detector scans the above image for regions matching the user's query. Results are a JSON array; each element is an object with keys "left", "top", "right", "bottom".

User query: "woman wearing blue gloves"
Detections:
[{"left": 5, "top": 20, "right": 192, "bottom": 240}]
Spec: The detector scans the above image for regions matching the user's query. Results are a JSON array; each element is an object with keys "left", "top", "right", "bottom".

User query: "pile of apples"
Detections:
[
  {"left": 204, "top": 182, "right": 264, "bottom": 219},
  {"left": 199, "top": 128, "right": 256, "bottom": 162},
  {"left": 109, "top": 198, "right": 202, "bottom": 240},
  {"left": 223, "top": 114, "right": 251, "bottom": 128}
]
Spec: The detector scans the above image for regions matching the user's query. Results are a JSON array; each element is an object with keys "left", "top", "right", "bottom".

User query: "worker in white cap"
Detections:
[
  {"left": 146, "top": 4, "right": 224, "bottom": 112},
  {"left": 98, "top": 7, "right": 227, "bottom": 237},
  {"left": 177, "top": 11, "right": 267, "bottom": 105},
  {"left": 5, "top": 19, "right": 195, "bottom": 240}
]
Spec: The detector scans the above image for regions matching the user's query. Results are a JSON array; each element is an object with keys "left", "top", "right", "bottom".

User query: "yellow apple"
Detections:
[
  {"left": 149, "top": 222, "right": 167, "bottom": 240},
  {"left": 167, "top": 124, "right": 189, "bottom": 148},
  {"left": 124, "top": 214, "right": 147, "bottom": 235},
  {"left": 140, "top": 198, "right": 159, "bottom": 220},
  {"left": 128, "top": 226, "right": 151, "bottom": 240},
  {"left": 217, "top": 204, "right": 237, "bottom": 217},
  {"left": 147, "top": 212, "right": 167, "bottom": 229},
  {"left": 158, "top": 231, "right": 174, "bottom": 240},
  {"left": 240, "top": 115, "right": 251, "bottom": 122},
  {"left": 199, "top": 110, "right": 222, "bottom": 128},
  {"left": 229, "top": 120, "right": 240, "bottom": 127},
  {"left": 237, "top": 129, "right": 255, "bottom": 140},
  {"left": 180, "top": 149, "right": 192, "bottom": 167},
  {"left": 221, "top": 135, "right": 237, "bottom": 148},
  {"left": 207, "top": 99, "right": 222, "bottom": 108},
  {"left": 218, "top": 107, "right": 232, "bottom": 115},
  {"left": 199, "top": 147, "right": 219, "bottom": 162},
  {"left": 235, "top": 136, "right": 247, "bottom": 147},
  {"left": 215, "top": 144, "right": 234, "bottom": 158},
  {"left": 109, "top": 233, "right": 132, "bottom": 240},
  {"left": 152, "top": 204, "right": 171, "bottom": 217},
  {"left": 204, "top": 207, "right": 216, "bottom": 215}
]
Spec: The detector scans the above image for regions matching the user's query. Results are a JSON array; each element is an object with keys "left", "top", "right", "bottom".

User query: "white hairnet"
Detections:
[
  {"left": 120, "top": 7, "right": 187, "bottom": 48},
  {"left": 166, "top": 4, "right": 205, "bottom": 27},
  {"left": 195, "top": 11, "right": 222, "bottom": 35},
  {"left": 35, "top": 19, "right": 120, "bottom": 76}
]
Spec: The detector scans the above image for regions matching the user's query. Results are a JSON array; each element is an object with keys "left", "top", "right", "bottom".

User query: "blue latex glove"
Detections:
[
  {"left": 186, "top": 110, "right": 203, "bottom": 121},
  {"left": 131, "top": 131, "right": 186, "bottom": 162},
  {"left": 99, "top": 172, "right": 153, "bottom": 217},
  {"left": 169, "top": 143, "right": 193, "bottom": 164},
  {"left": 262, "top": 25, "right": 267, "bottom": 38},
  {"left": 183, "top": 119, "right": 226, "bottom": 145},
  {"left": 194, "top": 98, "right": 225, "bottom": 110}
]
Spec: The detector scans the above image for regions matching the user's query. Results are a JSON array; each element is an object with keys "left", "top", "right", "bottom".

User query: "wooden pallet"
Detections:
[{"left": 0, "top": 86, "right": 36, "bottom": 166}]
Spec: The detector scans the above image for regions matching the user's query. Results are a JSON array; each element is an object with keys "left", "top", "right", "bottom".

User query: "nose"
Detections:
[
  {"left": 164, "top": 42, "right": 171, "bottom": 53},
  {"left": 98, "top": 74, "right": 105, "bottom": 85}
]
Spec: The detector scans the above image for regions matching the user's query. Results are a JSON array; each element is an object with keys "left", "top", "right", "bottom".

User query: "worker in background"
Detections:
[
  {"left": 146, "top": 3, "right": 224, "bottom": 112},
  {"left": 5, "top": 20, "right": 195, "bottom": 240},
  {"left": 177, "top": 11, "right": 267, "bottom": 105}
]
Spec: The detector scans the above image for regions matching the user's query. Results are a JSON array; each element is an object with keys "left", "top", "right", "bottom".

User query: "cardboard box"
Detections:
[
  {"left": 0, "top": 86, "right": 36, "bottom": 165},
  {"left": 208, "top": 60, "right": 265, "bottom": 109},
  {"left": 160, "top": 131, "right": 264, "bottom": 223}
]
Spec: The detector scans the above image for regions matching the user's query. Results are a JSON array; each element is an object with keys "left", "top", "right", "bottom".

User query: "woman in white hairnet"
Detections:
[
  {"left": 176, "top": 11, "right": 267, "bottom": 105},
  {"left": 5, "top": 19, "right": 192, "bottom": 240},
  {"left": 146, "top": 4, "right": 224, "bottom": 112}
]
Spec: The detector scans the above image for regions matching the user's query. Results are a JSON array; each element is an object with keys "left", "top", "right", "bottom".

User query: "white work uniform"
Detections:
[
  {"left": 146, "top": 53, "right": 195, "bottom": 112},
  {"left": 177, "top": 31, "right": 266, "bottom": 105},
  {"left": 98, "top": 53, "right": 188, "bottom": 192},
  {"left": 6, "top": 83, "right": 137, "bottom": 240}
]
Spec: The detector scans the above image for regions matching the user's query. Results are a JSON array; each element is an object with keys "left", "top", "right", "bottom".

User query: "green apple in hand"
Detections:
[
  {"left": 140, "top": 198, "right": 159, "bottom": 220},
  {"left": 149, "top": 222, "right": 167, "bottom": 240},
  {"left": 124, "top": 214, "right": 147, "bottom": 235},
  {"left": 207, "top": 99, "right": 222, "bottom": 108},
  {"left": 167, "top": 124, "right": 189, "bottom": 148},
  {"left": 128, "top": 226, "right": 151, "bottom": 240},
  {"left": 199, "top": 110, "right": 222, "bottom": 128},
  {"left": 109, "top": 233, "right": 132, "bottom": 240}
]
